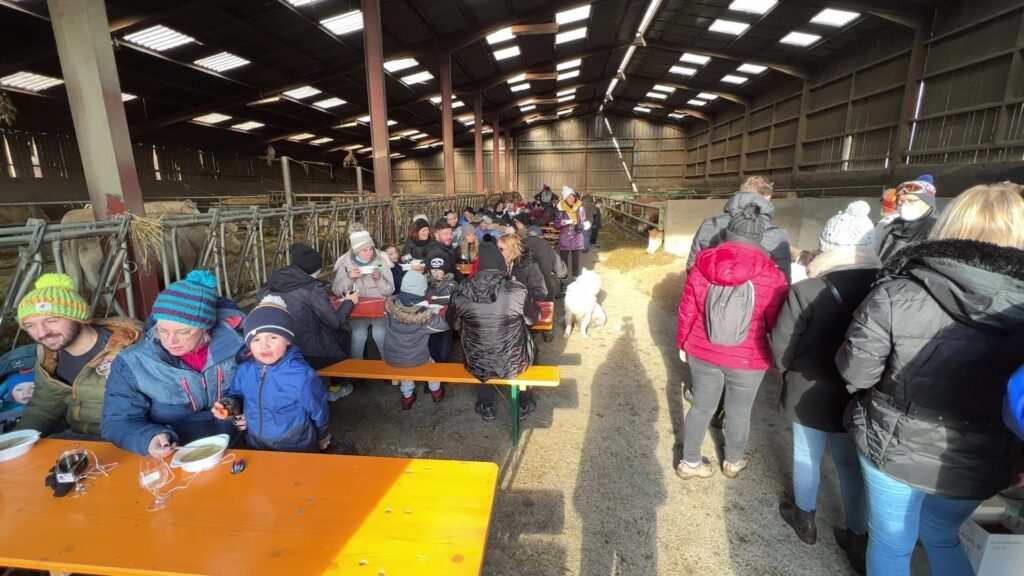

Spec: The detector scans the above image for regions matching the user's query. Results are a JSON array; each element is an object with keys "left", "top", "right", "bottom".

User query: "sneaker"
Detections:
[
  {"left": 834, "top": 528, "right": 867, "bottom": 575},
  {"left": 430, "top": 386, "right": 445, "bottom": 403},
  {"left": 722, "top": 458, "right": 748, "bottom": 479},
  {"left": 401, "top": 392, "right": 417, "bottom": 411},
  {"left": 674, "top": 457, "right": 715, "bottom": 480},
  {"left": 780, "top": 500, "right": 818, "bottom": 545},
  {"left": 327, "top": 383, "right": 354, "bottom": 401},
  {"left": 475, "top": 402, "right": 496, "bottom": 421},
  {"left": 518, "top": 399, "right": 537, "bottom": 419}
]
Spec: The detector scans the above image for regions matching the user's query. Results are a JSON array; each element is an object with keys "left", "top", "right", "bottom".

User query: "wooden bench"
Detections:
[{"left": 319, "top": 359, "right": 560, "bottom": 446}]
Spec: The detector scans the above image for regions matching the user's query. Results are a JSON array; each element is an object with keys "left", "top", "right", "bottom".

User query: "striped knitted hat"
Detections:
[
  {"left": 242, "top": 295, "right": 295, "bottom": 346},
  {"left": 17, "top": 273, "right": 90, "bottom": 324},
  {"left": 151, "top": 270, "right": 219, "bottom": 330}
]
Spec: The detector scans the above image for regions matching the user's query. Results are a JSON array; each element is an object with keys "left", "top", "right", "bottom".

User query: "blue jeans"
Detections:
[
  {"left": 792, "top": 423, "right": 867, "bottom": 533},
  {"left": 859, "top": 453, "right": 979, "bottom": 576},
  {"left": 350, "top": 317, "right": 386, "bottom": 360}
]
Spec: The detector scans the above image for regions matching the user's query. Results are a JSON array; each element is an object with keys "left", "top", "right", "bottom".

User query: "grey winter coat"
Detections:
[
  {"left": 687, "top": 192, "right": 792, "bottom": 284},
  {"left": 836, "top": 239, "right": 1024, "bottom": 500},
  {"left": 332, "top": 249, "right": 395, "bottom": 297},
  {"left": 381, "top": 297, "right": 449, "bottom": 367}
]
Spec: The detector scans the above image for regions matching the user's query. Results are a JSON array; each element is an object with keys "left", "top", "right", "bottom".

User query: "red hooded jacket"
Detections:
[{"left": 677, "top": 242, "right": 788, "bottom": 370}]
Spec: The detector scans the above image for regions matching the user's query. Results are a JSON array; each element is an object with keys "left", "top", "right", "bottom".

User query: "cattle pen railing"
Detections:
[{"left": 0, "top": 192, "right": 518, "bottom": 344}]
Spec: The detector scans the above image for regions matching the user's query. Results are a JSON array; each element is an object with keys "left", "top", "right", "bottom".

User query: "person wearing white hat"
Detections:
[{"left": 555, "top": 186, "right": 589, "bottom": 280}]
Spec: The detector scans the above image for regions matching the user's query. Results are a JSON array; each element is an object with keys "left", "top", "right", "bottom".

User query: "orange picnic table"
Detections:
[
  {"left": 334, "top": 296, "right": 553, "bottom": 332},
  {"left": 0, "top": 439, "right": 498, "bottom": 576}
]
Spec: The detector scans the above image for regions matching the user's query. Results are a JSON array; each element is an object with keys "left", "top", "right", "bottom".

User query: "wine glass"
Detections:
[
  {"left": 139, "top": 456, "right": 174, "bottom": 511},
  {"left": 56, "top": 447, "right": 91, "bottom": 498}
]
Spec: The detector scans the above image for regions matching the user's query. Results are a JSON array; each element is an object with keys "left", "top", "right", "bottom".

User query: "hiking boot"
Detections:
[
  {"left": 328, "top": 383, "right": 354, "bottom": 401},
  {"left": 721, "top": 458, "right": 748, "bottom": 479},
  {"left": 779, "top": 501, "right": 817, "bottom": 545},
  {"left": 834, "top": 528, "right": 867, "bottom": 575},
  {"left": 430, "top": 385, "right": 445, "bottom": 403},
  {"left": 519, "top": 399, "right": 537, "bottom": 419},
  {"left": 401, "top": 392, "right": 417, "bottom": 411},
  {"left": 674, "top": 457, "right": 715, "bottom": 480},
  {"left": 475, "top": 402, "right": 496, "bottom": 421}
]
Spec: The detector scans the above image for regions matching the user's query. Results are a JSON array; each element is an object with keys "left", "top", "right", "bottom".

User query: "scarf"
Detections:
[{"left": 559, "top": 199, "right": 581, "bottom": 225}]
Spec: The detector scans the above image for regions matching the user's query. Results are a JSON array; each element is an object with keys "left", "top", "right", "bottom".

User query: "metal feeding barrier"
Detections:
[
  {"left": 593, "top": 195, "right": 666, "bottom": 238},
  {"left": 0, "top": 192, "right": 518, "bottom": 342}
]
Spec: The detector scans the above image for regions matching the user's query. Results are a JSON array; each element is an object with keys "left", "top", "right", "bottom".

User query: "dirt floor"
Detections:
[{"left": 324, "top": 223, "right": 925, "bottom": 576}]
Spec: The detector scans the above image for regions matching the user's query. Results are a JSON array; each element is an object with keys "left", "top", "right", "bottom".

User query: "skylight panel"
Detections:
[
  {"left": 557, "top": 69, "right": 580, "bottom": 81},
  {"left": 288, "top": 133, "right": 316, "bottom": 141},
  {"left": 520, "top": 104, "right": 536, "bottom": 112},
  {"left": 556, "top": 5, "right": 591, "bottom": 25},
  {"left": 668, "top": 112, "right": 684, "bottom": 119},
  {"left": 401, "top": 71, "right": 434, "bottom": 84},
  {"left": 310, "top": 137, "right": 334, "bottom": 145},
  {"left": 679, "top": 53, "right": 711, "bottom": 65},
  {"left": 728, "top": 0, "right": 777, "bottom": 15},
  {"left": 737, "top": 64, "right": 767, "bottom": 74},
  {"left": 194, "top": 52, "right": 250, "bottom": 72},
  {"left": 387, "top": 120, "right": 398, "bottom": 126},
  {"left": 669, "top": 66, "right": 697, "bottom": 76},
  {"left": 811, "top": 8, "right": 860, "bottom": 27},
  {"left": 383, "top": 58, "right": 419, "bottom": 72},
  {"left": 390, "top": 153, "right": 404, "bottom": 158},
  {"left": 409, "top": 133, "right": 428, "bottom": 140},
  {"left": 250, "top": 96, "right": 281, "bottom": 105},
  {"left": 708, "top": 20, "right": 749, "bottom": 35},
  {"left": 634, "top": 106, "right": 651, "bottom": 113},
  {"left": 123, "top": 25, "right": 196, "bottom": 52},
  {"left": 232, "top": 121, "right": 264, "bottom": 131},
  {"left": 556, "top": 27, "right": 587, "bottom": 44},
  {"left": 646, "top": 92, "right": 667, "bottom": 100},
  {"left": 357, "top": 115, "right": 371, "bottom": 123},
  {"left": 285, "top": 0, "right": 325, "bottom": 6},
  {"left": 493, "top": 46, "right": 521, "bottom": 60},
  {"left": 193, "top": 113, "right": 232, "bottom": 125},
  {"left": 458, "top": 117, "right": 475, "bottom": 126},
  {"left": 557, "top": 58, "right": 582, "bottom": 71},
  {"left": 780, "top": 31, "right": 822, "bottom": 46},
  {"left": 557, "top": 107, "right": 573, "bottom": 116},
  {"left": 558, "top": 94, "right": 574, "bottom": 103},
  {"left": 558, "top": 88, "right": 576, "bottom": 97},
  {"left": 344, "top": 144, "right": 363, "bottom": 151},
  {"left": 510, "top": 82, "right": 531, "bottom": 92},
  {"left": 721, "top": 75, "right": 749, "bottom": 84},
  {"left": 487, "top": 27, "right": 515, "bottom": 45},
  {"left": 337, "top": 121, "right": 359, "bottom": 128},
  {"left": 687, "top": 99, "right": 707, "bottom": 107},
  {"left": 697, "top": 93, "right": 719, "bottom": 101},
  {"left": 321, "top": 11, "right": 363, "bottom": 35},
  {"left": 1, "top": 72, "right": 64, "bottom": 92},
  {"left": 121, "top": 93, "right": 138, "bottom": 102},
  {"left": 401, "top": 130, "right": 420, "bottom": 136},
  {"left": 652, "top": 84, "right": 675, "bottom": 93},
  {"left": 283, "top": 86, "right": 321, "bottom": 99},
  {"left": 508, "top": 74, "right": 527, "bottom": 84},
  {"left": 358, "top": 147, "right": 373, "bottom": 153},
  {"left": 314, "top": 97, "right": 346, "bottom": 109}
]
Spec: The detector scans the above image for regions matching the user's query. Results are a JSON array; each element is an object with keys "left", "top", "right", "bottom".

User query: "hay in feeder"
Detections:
[{"left": 127, "top": 213, "right": 166, "bottom": 269}]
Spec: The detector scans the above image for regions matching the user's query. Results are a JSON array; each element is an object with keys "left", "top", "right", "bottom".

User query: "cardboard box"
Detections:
[{"left": 959, "top": 509, "right": 1024, "bottom": 576}]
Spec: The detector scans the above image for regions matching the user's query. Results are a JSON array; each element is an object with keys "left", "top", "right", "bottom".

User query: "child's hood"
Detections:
[{"left": 384, "top": 296, "right": 433, "bottom": 325}]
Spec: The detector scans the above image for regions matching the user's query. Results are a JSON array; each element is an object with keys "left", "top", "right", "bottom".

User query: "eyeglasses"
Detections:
[{"left": 156, "top": 328, "right": 198, "bottom": 340}]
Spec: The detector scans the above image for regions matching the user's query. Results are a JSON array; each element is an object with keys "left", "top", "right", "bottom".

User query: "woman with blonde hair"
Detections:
[
  {"left": 836, "top": 184, "right": 1024, "bottom": 576},
  {"left": 497, "top": 233, "right": 547, "bottom": 301}
]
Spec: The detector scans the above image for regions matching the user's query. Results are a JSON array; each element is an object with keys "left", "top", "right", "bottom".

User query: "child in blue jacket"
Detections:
[{"left": 213, "top": 296, "right": 330, "bottom": 452}]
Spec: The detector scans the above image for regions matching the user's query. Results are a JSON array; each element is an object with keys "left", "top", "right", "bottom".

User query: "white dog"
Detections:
[{"left": 563, "top": 268, "right": 607, "bottom": 339}]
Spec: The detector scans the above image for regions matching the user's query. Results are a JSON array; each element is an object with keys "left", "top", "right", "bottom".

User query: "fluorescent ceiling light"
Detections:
[
  {"left": 389, "top": 135, "right": 402, "bottom": 141},
  {"left": 646, "top": 92, "right": 667, "bottom": 100},
  {"left": 285, "top": 0, "right": 325, "bottom": 6},
  {"left": 429, "top": 97, "right": 465, "bottom": 108},
  {"left": 314, "top": 97, "right": 346, "bottom": 109},
  {"left": 557, "top": 88, "right": 576, "bottom": 96},
  {"left": 687, "top": 99, "right": 707, "bottom": 106},
  {"left": 558, "top": 94, "right": 574, "bottom": 103},
  {"left": 383, "top": 58, "right": 419, "bottom": 72},
  {"left": 401, "top": 71, "right": 434, "bottom": 84},
  {"left": 556, "top": 27, "right": 587, "bottom": 44},
  {"left": 721, "top": 74, "right": 749, "bottom": 84},
  {"left": 358, "top": 147, "right": 372, "bottom": 153},
  {"left": 288, "top": 133, "right": 315, "bottom": 141},
  {"left": 193, "top": 113, "right": 232, "bottom": 125},
  {"left": 487, "top": 27, "right": 514, "bottom": 45},
  {"left": 123, "top": 25, "right": 196, "bottom": 52},
  {"left": 250, "top": 96, "right": 281, "bottom": 105},
  {"left": 728, "top": 0, "right": 777, "bottom": 15},
  {"left": 1, "top": 72, "right": 63, "bottom": 92},
  {"left": 409, "top": 133, "right": 428, "bottom": 140},
  {"left": 557, "top": 58, "right": 582, "bottom": 71},
  {"left": 669, "top": 66, "right": 697, "bottom": 76},
  {"left": 508, "top": 74, "right": 527, "bottom": 84},
  {"left": 283, "top": 86, "right": 321, "bottom": 99},
  {"left": 357, "top": 115, "right": 371, "bottom": 122},
  {"left": 390, "top": 153, "right": 404, "bottom": 158},
  {"left": 520, "top": 104, "right": 536, "bottom": 112},
  {"left": 737, "top": 63, "right": 767, "bottom": 74},
  {"left": 493, "top": 46, "right": 521, "bottom": 60},
  {"left": 320, "top": 11, "right": 363, "bottom": 35},
  {"left": 557, "top": 69, "right": 580, "bottom": 81},
  {"left": 121, "top": 93, "right": 138, "bottom": 102},
  {"left": 668, "top": 112, "right": 684, "bottom": 119},
  {"left": 697, "top": 93, "right": 719, "bottom": 100},
  {"left": 386, "top": 120, "right": 398, "bottom": 126},
  {"left": 401, "top": 129, "right": 420, "bottom": 136},
  {"left": 708, "top": 19, "right": 749, "bottom": 35},
  {"left": 557, "top": 5, "right": 592, "bottom": 25},
  {"left": 458, "top": 118, "right": 475, "bottom": 126},
  {"left": 337, "top": 121, "right": 359, "bottom": 128},
  {"left": 679, "top": 53, "right": 710, "bottom": 65},
  {"left": 344, "top": 144, "right": 363, "bottom": 150},
  {"left": 232, "top": 121, "right": 264, "bottom": 131},
  {"left": 811, "top": 8, "right": 860, "bottom": 27},
  {"left": 652, "top": 84, "right": 675, "bottom": 93},
  {"left": 634, "top": 106, "right": 651, "bottom": 113},
  {"left": 310, "top": 137, "right": 334, "bottom": 145},
  {"left": 557, "top": 107, "right": 573, "bottom": 115},
  {"left": 780, "top": 31, "right": 822, "bottom": 46},
  {"left": 510, "top": 82, "right": 531, "bottom": 92},
  {"left": 194, "top": 52, "right": 250, "bottom": 72}
]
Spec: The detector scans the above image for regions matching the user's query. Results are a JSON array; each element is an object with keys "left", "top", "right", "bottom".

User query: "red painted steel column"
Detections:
[
  {"left": 48, "top": 0, "right": 158, "bottom": 316},
  {"left": 439, "top": 50, "right": 456, "bottom": 198},
  {"left": 492, "top": 116, "right": 500, "bottom": 194},
  {"left": 474, "top": 92, "right": 484, "bottom": 194},
  {"left": 504, "top": 127, "right": 512, "bottom": 192},
  {"left": 361, "top": 0, "right": 392, "bottom": 198}
]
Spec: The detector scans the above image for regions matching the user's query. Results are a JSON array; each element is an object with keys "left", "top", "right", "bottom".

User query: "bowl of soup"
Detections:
[
  {"left": 0, "top": 429, "right": 40, "bottom": 462},
  {"left": 171, "top": 434, "right": 229, "bottom": 473}
]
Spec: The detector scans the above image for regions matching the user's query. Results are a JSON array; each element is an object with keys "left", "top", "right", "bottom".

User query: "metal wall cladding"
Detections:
[{"left": 927, "top": 15, "right": 1021, "bottom": 75}]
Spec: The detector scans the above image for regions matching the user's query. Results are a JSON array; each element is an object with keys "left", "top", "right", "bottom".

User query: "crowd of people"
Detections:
[{"left": 676, "top": 175, "right": 1024, "bottom": 576}]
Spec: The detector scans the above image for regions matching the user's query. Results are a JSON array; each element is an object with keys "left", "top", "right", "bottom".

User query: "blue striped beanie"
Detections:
[{"left": 151, "top": 270, "right": 218, "bottom": 329}]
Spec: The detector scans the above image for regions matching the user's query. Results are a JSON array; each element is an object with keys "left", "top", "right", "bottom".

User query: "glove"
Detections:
[
  {"left": 583, "top": 221, "right": 592, "bottom": 231},
  {"left": 678, "top": 350, "right": 687, "bottom": 363}
]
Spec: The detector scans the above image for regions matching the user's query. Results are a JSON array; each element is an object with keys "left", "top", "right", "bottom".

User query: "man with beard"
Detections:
[{"left": 14, "top": 273, "right": 142, "bottom": 439}]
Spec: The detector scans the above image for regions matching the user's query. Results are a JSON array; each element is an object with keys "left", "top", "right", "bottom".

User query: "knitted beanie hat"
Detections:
[
  {"left": 289, "top": 243, "right": 322, "bottom": 274},
  {"left": 461, "top": 222, "right": 477, "bottom": 239},
  {"left": 897, "top": 175, "right": 937, "bottom": 208},
  {"left": 526, "top": 225, "right": 542, "bottom": 237},
  {"left": 151, "top": 269, "right": 219, "bottom": 330},
  {"left": 349, "top": 229, "right": 375, "bottom": 253},
  {"left": 17, "top": 273, "right": 89, "bottom": 324},
  {"left": 820, "top": 201, "right": 876, "bottom": 252},
  {"left": 242, "top": 295, "right": 295, "bottom": 346},
  {"left": 477, "top": 241, "right": 506, "bottom": 271},
  {"left": 725, "top": 203, "right": 765, "bottom": 244},
  {"left": 400, "top": 271, "right": 428, "bottom": 297},
  {"left": 413, "top": 219, "right": 431, "bottom": 234},
  {"left": 562, "top": 186, "right": 576, "bottom": 199}
]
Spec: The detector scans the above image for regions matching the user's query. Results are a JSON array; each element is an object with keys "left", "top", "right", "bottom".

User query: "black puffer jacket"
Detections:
[
  {"left": 452, "top": 270, "right": 538, "bottom": 383},
  {"left": 402, "top": 237, "right": 440, "bottom": 262},
  {"left": 875, "top": 212, "right": 937, "bottom": 263},
  {"left": 523, "top": 235, "right": 558, "bottom": 299},
  {"left": 836, "top": 239, "right": 1024, "bottom": 500},
  {"left": 259, "top": 266, "right": 354, "bottom": 360},
  {"left": 510, "top": 251, "right": 549, "bottom": 301}
]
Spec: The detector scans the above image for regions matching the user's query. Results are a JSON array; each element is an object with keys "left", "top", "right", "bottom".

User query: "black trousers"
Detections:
[
  {"left": 476, "top": 384, "right": 533, "bottom": 406},
  {"left": 560, "top": 250, "right": 582, "bottom": 278},
  {"left": 590, "top": 228, "right": 600, "bottom": 245}
]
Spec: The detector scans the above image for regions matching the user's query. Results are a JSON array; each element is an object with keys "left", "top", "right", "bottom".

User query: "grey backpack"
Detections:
[{"left": 704, "top": 281, "right": 755, "bottom": 346}]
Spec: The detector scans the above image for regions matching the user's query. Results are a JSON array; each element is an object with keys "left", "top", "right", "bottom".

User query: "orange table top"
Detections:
[{"left": 0, "top": 439, "right": 498, "bottom": 576}]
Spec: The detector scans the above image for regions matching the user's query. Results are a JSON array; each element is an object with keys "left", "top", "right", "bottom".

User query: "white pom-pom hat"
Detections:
[{"left": 819, "top": 200, "right": 876, "bottom": 252}]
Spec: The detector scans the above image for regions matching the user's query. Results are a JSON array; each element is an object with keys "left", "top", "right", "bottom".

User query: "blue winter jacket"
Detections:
[
  {"left": 226, "top": 345, "right": 329, "bottom": 453},
  {"left": 1004, "top": 364, "right": 1024, "bottom": 440},
  {"left": 101, "top": 306, "right": 244, "bottom": 455}
]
